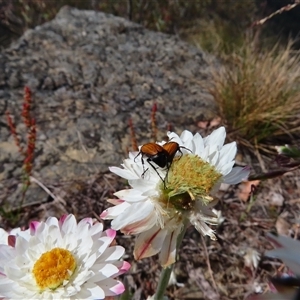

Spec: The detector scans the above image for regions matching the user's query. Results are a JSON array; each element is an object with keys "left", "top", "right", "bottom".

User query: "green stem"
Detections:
[{"left": 154, "top": 219, "right": 189, "bottom": 300}]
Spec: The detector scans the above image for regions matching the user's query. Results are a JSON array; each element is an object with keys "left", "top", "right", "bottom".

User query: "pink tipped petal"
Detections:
[
  {"left": 99, "top": 279, "right": 125, "bottom": 296},
  {"left": 104, "top": 229, "right": 116, "bottom": 239},
  {"left": 134, "top": 226, "right": 167, "bottom": 260},
  {"left": 110, "top": 281, "right": 125, "bottom": 295},
  {"left": 107, "top": 198, "right": 124, "bottom": 205},
  {"left": 118, "top": 261, "right": 131, "bottom": 275},
  {"left": 112, "top": 261, "right": 131, "bottom": 277},
  {"left": 7, "top": 236, "right": 16, "bottom": 247},
  {"left": 60, "top": 214, "right": 77, "bottom": 234},
  {"left": 100, "top": 210, "right": 109, "bottom": 218},
  {"left": 59, "top": 214, "right": 68, "bottom": 224},
  {"left": 29, "top": 221, "right": 40, "bottom": 234}
]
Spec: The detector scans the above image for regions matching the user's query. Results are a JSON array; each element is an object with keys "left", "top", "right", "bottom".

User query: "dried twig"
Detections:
[
  {"left": 252, "top": 1, "right": 300, "bottom": 26},
  {"left": 200, "top": 234, "right": 218, "bottom": 292}
]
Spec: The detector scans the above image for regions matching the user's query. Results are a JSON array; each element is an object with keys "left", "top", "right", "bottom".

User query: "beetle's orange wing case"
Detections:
[
  {"left": 140, "top": 143, "right": 164, "bottom": 156},
  {"left": 162, "top": 142, "right": 179, "bottom": 156}
]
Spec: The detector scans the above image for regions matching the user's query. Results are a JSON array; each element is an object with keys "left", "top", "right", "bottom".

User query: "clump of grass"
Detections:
[{"left": 209, "top": 40, "right": 300, "bottom": 153}]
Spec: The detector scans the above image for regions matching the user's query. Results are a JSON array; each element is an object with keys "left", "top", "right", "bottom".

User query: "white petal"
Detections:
[
  {"left": 114, "top": 189, "right": 147, "bottom": 202},
  {"left": 60, "top": 214, "right": 77, "bottom": 234},
  {"left": 208, "top": 149, "right": 220, "bottom": 167},
  {"left": 129, "top": 178, "right": 160, "bottom": 192},
  {"left": 179, "top": 130, "right": 193, "bottom": 143},
  {"left": 217, "top": 160, "right": 235, "bottom": 176},
  {"left": 0, "top": 229, "right": 8, "bottom": 244},
  {"left": 219, "top": 142, "right": 237, "bottom": 164},
  {"left": 100, "top": 202, "right": 131, "bottom": 219},
  {"left": 109, "top": 166, "right": 139, "bottom": 180},
  {"left": 223, "top": 166, "right": 250, "bottom": 184},
  {"left": 159, "top": 225, "right": 182, "bottom": 267},
  {"left": 134, "top": 226, "right": 168, "bottom": 259},
  {"left": 167, "top": 132, "right": 182, "bottom": 144},
  {"left": 203, "top": 126, "right": 226, "bottom": 149},
  {"left": 96, "top": 278, "right": 125, "bottom": 296},
  {"left": 199, "top": 145, "right": 211, "bottom": 161},
  {"left": 111, "top": 202, "right": 154, "bottom": 231},
  {"left": 98, "top": 246, "right": 125, "bottom": 262},
  {"left": 79, "top": 283, "right": 106, "bottom": 299},
  {"left": 192, "top": 133, "right": 204, "bottom": 154}
]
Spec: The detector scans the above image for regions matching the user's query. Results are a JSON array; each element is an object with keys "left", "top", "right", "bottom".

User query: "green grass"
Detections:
[{"left": 207, "top": 40, "right": 300, "bottom": 153}]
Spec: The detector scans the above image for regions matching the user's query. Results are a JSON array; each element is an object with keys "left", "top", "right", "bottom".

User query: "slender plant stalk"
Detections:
[{"left": 154, "top": 219, "right": 189, "bottom": 300}]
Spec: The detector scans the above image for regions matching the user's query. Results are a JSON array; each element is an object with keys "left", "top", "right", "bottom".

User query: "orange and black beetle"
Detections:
[{"left": 134, "top": 141, "right": 190, "bottom": 186}]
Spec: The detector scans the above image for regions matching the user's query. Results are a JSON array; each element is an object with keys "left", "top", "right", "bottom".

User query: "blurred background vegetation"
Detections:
[
  {"left": 0, "top": 0, "right": 300, "bottom": 51},
  {"left": 1, "top": 0, "right": 300, "bottom": 153}
]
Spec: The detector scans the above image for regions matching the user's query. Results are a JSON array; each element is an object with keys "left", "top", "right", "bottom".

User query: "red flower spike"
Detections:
[
  {"left": 151, "top": 103, "right": 158, "bottom": 142},
  {"left": 128, "top": 118, "right": 138, "bottom": 151}
]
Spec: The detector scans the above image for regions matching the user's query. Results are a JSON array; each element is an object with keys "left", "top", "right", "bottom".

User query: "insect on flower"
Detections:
[{"left": 134, "top": 141, "right": 191, "bottom": 187}]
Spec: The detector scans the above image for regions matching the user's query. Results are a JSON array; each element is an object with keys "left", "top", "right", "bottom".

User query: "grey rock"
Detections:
[{"left": 0, "top": 6, "right": 216, "bottom": 207}]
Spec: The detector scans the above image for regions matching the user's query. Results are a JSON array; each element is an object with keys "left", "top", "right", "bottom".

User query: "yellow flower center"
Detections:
[
  {"left": 32, "top": 247, "right": 76, "bottom": 291},
  {"left": 164, "top": 154, "right": 222, "bottom": 210}
]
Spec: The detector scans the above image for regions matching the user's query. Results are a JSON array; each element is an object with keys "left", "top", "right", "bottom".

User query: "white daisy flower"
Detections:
[
  {"left": 0, "top": 214, "right": 130, "bottom": 299},
  {"left": 101, "top": 127, "right": 250, "bottom": 267}
]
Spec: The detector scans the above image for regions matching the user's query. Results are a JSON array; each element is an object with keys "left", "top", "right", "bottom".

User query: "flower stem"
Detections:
[{"left": 154, "top": 219, "right": 189, "bottom": 300}]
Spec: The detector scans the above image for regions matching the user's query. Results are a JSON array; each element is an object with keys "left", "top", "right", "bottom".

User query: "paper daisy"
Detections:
[
  {"left": 0, "top": 214, "right": 130, "bottom": 299},
  {"left": 101, "top": 127, "right": 250, "bottom": 267}
]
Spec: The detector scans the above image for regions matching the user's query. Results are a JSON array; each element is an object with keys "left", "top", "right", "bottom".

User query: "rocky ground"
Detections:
[{"left": 1, "top": 6, "right": 300, "bottom": 300}]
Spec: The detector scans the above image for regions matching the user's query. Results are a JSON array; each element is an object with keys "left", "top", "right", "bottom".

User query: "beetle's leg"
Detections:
[
  {"left": 163, "top": 163, "right": 172, "bottom": 187},
  {"left": 141, "top": 167, "right": 149, "bottom": 178},
  {"left": 134, "top": 152, "right": 148, "bottom": 178},
  {"left": 139, "top": 155, "right": 148, "bottom": 178},
  {"left": 147, "top": 159, "right": 167, "bottom": 189},
  {"left": 134, "top": 151, "right": 141, "bottom": 163},
  {"left": 180, "top": 146, "right": 192, "bottom": 153}
]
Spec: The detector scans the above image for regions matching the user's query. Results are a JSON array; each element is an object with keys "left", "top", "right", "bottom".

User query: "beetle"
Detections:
[{"left": 134, "top": 141, "right": 191, "bottom": 187}]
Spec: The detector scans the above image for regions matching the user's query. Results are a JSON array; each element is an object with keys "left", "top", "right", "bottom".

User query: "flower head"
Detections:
[
  {"left": 101, "top": 127, "right": 250, "bottom": 266},
  {"left": 0, "top": 214, "right": 130, "bottom": 299}
]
